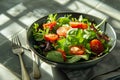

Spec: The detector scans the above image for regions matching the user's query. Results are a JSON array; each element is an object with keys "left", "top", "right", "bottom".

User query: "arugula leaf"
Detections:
[
  {"left": 79, "top": 54, "right": 89, "bottom": 60},
  {"left": 67, "top": 29, "right": 84, "bottom": 44},
  {"left": 32, "top": 23, "right": 50, "bottom": 41},
  {"left": 56, "top": 37, "right": 71, "bottom": 53},
  {"left": 71, "top": 18, "right": 78, "bottom": 22},
  {"left": 57, "top": 15, "right": 71, "bottom": 26},
  {"left": 32, "top": 23, "right": 43, "bottom": 41},
  {"left": 33, "top": 23, "right": 39, "bottom": 32},
  {"left": 84, "top": 30, "right": 96, "bottom": 40},
  {"left": 67, "top": 54, "right": 89, "bottom": 63},
  {"left": 46, "top": 51, "right": 64, "bottom": 62},
  {"left": 33, "top": 33, "right": 44, "bottom": 41},
  {"left": 76, "top": 29, "right": 84, "bottom": 43},
  {"left": 56, "top": 38, "right": 66, "bottom": 50},
  {"left": 78, "top": 15, "right": 83, "bottom": 22},
  {"left": 57, "top": 17, "right": 70, "bottom": 24},
  {"left": 47, "top": 14, "right": 57, "bottom": 22}
]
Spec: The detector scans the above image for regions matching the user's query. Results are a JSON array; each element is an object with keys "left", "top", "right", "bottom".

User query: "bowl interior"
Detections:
[{"left": 27, "top": 12, "right": 116, "bottom": 68}]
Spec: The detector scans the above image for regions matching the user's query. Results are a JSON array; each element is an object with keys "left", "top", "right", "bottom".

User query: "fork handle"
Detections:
[
  {"left": 32, "top": 51, "right": 41, "bottom": 79},
  {"left": 18, "top": 54, "right": 30, "bottom": 80},
  {"left": 33, "top": 60, "right": 41, "bottom": 79}
]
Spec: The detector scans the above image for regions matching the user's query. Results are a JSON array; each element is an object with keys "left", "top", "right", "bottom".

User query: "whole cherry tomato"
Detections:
[{"left": 90, "top": 39, "right": 104, "bottom": 54}]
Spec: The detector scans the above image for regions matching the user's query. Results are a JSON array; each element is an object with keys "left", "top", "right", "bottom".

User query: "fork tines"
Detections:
[{"left": 12, "top": 35, "right": 21, "bottom": 47}]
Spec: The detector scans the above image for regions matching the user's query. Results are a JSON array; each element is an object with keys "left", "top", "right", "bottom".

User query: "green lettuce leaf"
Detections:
[
  {"left": 46, "top": 51, "right": 64, "bottom": 62},
  {"left": 66, "top": 54, "right": 89, "bottom": 63}
]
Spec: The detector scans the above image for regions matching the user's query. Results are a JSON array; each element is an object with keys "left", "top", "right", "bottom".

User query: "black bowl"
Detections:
[{"left": 27, "top": 12, "right": 116, "bottom": 69}]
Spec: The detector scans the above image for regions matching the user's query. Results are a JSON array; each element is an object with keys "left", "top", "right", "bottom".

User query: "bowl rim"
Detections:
[{"left": 27, "top": 12, "right": 117, "bottom": 65}]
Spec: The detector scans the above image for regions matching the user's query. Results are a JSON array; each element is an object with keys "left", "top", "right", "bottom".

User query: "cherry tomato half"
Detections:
[
  {"left": 70, "top": 46, "right": 85, "bottom": 55},
  {"left": 69, "top": 22, "right": 88, "bottom": 29},
  {"left": 90, "top": 39, "right": 104, "bottom": 54},
  {"left": 43, "top": 21, "right": 57, "bottom": 30},
  {"left": 56, "top": 26, "right": 70, "bottom": 37},
  {"left": 44, "top": 34, "right": 58, "bottom": 42}
]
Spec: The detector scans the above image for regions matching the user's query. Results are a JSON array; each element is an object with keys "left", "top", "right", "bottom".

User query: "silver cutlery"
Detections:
[
  {"left": 31, "top": 51, "right": 41, "bottom": 79},
  {"left": 21, "top": 46, "right": 41, "bottom": 79},
  {"left": 25, "top": 27, "right": 41, "bottom": 79},
  {"left": 11, "top": 35, "right": 30, "bottom": 80}
]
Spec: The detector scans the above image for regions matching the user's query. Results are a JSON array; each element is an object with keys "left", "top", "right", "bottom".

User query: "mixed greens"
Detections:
[{"left": 32, "top": 14, "right": 111, "bottom": 63}]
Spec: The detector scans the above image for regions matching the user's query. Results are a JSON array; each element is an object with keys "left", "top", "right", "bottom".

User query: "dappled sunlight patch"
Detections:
[
  {"left": 0, "top": 64, "right": 20, "bottom": 80},
  {"left": 0, "top": 22, "right": 25, "bottom": 39},
  {"left": 7, "top": 3, "right": 27, "bottom": 17},
  {"left": 88, "top": 9, "right": 108, "bottom": 19},
  {"left": 111, "top": 20, "right": 120, "bottom": 30},
  {"left": 0, "top": 14, "right": 10, "bottom": 26},
  {"left": 41, "top": 62, "right": 53, "bottom": 77},
  {"left": 19, "top": 12, "right": 39, "bottom": 26},
  {"left": 54, "top": 0, "right": 70, "bottom": 5},
  {"left": 67, "top": 1, "right": 92, "bottom": 13}
]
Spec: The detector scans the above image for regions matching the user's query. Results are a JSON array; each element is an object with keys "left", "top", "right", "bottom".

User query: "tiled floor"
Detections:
[{"left": 0, "top": 0, "right": 120, "bottom": 80}]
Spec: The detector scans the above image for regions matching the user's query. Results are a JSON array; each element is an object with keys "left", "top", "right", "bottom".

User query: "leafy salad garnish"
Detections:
[{"left": 32, "top": 14, "right": 111, "bottom": 63}]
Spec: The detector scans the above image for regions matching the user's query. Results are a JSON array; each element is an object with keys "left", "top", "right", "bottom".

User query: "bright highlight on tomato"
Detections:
[
  {"left": 70, "top": 46, "right": 85, "bottom": 55},
  {"left": 56, "top": 26, "right": 70, "bottom": 37}
]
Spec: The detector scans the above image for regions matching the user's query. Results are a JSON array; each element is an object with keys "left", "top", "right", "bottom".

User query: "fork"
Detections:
[
  {"left": 11, "top": 35, "right": 30, "bottom": 80},
  {"left": 25, "top": 27, "right": 41, "bottom": 79},
  {"left": 31, "top": 51, "right": 41, "bottom": 79}
]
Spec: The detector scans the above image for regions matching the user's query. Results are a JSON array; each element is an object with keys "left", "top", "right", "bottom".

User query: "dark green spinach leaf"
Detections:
[{"left": 46, "top": 51, "right": 64, "bottom": 62}]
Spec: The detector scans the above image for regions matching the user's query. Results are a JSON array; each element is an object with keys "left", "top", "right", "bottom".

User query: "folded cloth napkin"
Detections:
[{"left": 62, "top": 40, "right": 120, "bottom": 80}]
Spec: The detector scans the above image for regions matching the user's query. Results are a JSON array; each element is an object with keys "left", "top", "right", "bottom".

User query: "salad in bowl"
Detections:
[{"left": 27, "top": 12, "right": 116, "bottom": 68}]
